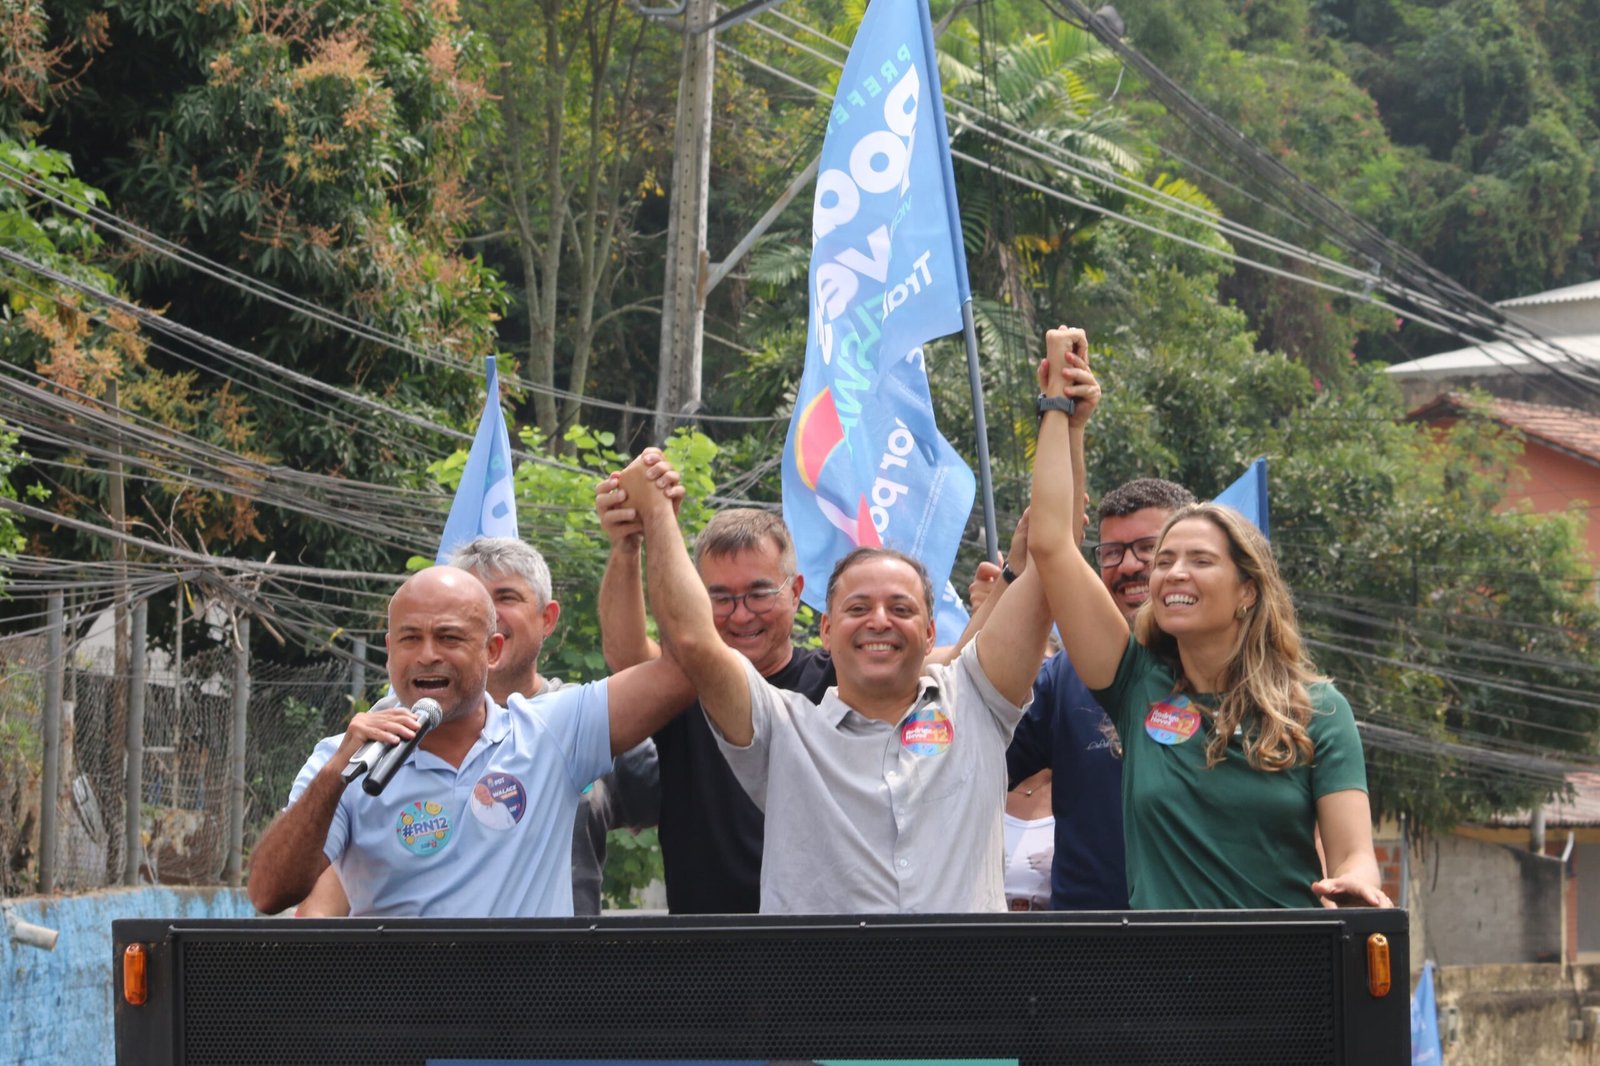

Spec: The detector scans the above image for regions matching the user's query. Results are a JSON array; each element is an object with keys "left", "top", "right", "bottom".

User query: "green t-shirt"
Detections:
[{"left": 1092, "top": 638, "right": 1368, "bottom": 909}]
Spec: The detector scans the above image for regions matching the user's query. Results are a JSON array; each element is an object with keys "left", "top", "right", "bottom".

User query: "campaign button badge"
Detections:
[
  {"left": 396, "top": 799, "right": 453, "bottom": 855},
  {"left": 1145, "top": 695, "right": 1201, "bottom": 745},
  {"left": 468, "top": 772, "right": 527, "bottom": 831},
  {"left": 901, "top": 704, "right": 954, "bottom": 756}
]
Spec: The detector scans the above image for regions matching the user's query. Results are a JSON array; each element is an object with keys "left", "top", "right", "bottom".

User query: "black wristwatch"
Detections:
[
  {"left": 1036, "top": 393, "right": 1076, "bottom": 419},
  {"left": 1001, "top": 562, "right": 1019, "bottom": 584}
]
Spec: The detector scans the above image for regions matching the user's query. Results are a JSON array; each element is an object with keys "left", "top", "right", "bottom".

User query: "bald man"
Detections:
[{"left": 246, "top": 566, "right": 690, "bottom": 917}]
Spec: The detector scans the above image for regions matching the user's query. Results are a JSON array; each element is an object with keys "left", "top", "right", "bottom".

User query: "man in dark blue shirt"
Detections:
[{"left": 993, "top": 477, "right": 1195, "bottom": 910}]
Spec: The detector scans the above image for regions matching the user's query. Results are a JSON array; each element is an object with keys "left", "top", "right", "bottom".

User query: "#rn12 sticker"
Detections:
[
  {"left": 900, "top": 704, "right": 953, "bottom": 756},
  {"left": 1144, "top": 695, "right": 1200, "bottom": 746},
  {"left": 396, "top": 799, "right": 453, "bottom": 855}
]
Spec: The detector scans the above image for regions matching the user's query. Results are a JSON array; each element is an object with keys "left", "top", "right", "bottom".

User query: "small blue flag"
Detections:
[
  {"left": 1214, "top": 457, "right": 1269, "bottom": 539},
  {"left": 781, "top": 0, "right": 976, "bottom": 643},
  {"left": 1411, "top": 959, "right": 1442, "bottom": 1064},
  {"left": 436, "top": 355, "right": 517, "bottom": 563}
]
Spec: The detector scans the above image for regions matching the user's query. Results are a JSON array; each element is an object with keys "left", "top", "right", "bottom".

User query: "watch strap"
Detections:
[{"left": 1036, "top": 393, "right": 1077, "bottom": 419}]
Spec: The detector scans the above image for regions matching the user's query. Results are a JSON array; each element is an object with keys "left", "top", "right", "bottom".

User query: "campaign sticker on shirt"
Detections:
[
  {"left": 468, "top": 772, "right": 527, "bottom": 830},
  {"left": 395, "top": 799, "right": 453, "bottom": 856},
  {"left": 901, "top": 704, "right": 954, "bottom": 756},
  {"left": 1145, "top": 695, "right": 1201, "bottom": 746}
]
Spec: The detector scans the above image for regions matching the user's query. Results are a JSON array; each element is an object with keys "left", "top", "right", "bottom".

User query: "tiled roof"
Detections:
[
  {"left": 1491, "top": 773, "right": 1600, "bottom": 828},
  {"left": 1408, "top": 393, "right": 1600, "bottom": 467},
  {"left": 1489, "top": 396, "right": 1600, "bottom": 465},
  {"left": 1499, "top": 280, "right": 1600, "bottom": 309}
]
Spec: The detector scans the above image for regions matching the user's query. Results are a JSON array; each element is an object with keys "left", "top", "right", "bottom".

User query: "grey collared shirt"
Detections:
[{"left": 712, "top": 640, "right": 1029, "bottom": 914}]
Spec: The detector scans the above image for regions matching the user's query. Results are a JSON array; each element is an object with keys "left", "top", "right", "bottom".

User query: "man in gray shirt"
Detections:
[{"left": 608, "top": 333, "right": 1093, "bottom": 911}]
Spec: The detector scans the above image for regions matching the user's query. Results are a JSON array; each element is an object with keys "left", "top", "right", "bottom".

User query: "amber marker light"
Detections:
[
  {"left": 1366, "top": 932, "right": 1392, "bottom": 997},
  {"left": 123, "top": 942, "right": 149, "bottom": 1006}
]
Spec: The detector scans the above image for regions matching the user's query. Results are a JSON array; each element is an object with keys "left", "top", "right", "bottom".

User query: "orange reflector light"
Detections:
[
  {"left": 1366, "top": 932, "right": 1392, "bottom": 997},
  {"left": 123, "top": 943, "right": 149, "bottom": 1006}
]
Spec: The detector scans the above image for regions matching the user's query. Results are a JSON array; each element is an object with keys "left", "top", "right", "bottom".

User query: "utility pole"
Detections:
[
  {"left": 653, "top": 0, "right": 717, "bottom": 443},
  {"left": 123, "top": 598, "right": 147, "bottom": 885},
  {"left": 39, "top": 591, "right": 64, "bottom": 893},
  {"left": 223, "top": 617, "right": 251, "bottom": 886},
  {"left": 107, "top": 379, "right": 130, "bottom": 882}
]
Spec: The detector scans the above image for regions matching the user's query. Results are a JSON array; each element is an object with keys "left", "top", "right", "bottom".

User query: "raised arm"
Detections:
[
  {"left": 972, "top": 342, "right": 1103, "bottom": 704},
  {"left": 619, "top": 452, "right": 758, "bottom": 746},
  {"left": 594, "top": 454, "right": 682, "bottom": 670},
  {"left": 928, "top": 510, "right": 1031, "bottom": 668},
  {"left": 605, "top": 655, "right": 698, "bottom": 754},
  {"left": 939, "top": 357, "right": 1098, "bottom": 667},
  {"left": 1027, "top": 327, "right": 1130, "bottom": 691},
  {"left": 246, "top": 707, "right": 420, "bottom": 914}
]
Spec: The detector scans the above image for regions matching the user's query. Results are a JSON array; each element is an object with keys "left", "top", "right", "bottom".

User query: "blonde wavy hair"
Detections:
[{"left": 1133, "top": 503, "right": 1320, "bottom": 771}]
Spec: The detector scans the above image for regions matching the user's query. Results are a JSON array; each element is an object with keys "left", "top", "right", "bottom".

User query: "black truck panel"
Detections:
[{"left": 113, "top": 910, "right": 1409, "bottom": 1065}]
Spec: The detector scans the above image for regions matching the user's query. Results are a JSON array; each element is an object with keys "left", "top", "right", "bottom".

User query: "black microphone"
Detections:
[
  {"left": 361, "top": 698, "right": 444, "bottom": 796},
  {"left": 340, "top": 694, "right": 402, "bottom": 785}
]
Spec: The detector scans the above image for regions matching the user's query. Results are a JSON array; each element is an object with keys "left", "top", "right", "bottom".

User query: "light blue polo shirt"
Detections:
[{"left": 286, "top": 683, "right": 612, "bottom": 917}]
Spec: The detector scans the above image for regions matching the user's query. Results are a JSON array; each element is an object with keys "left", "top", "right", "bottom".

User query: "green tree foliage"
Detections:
[
  {"left": 0, "top": 137, "right": 278, "bottom": 552},
  {"left": 1110, "top": 0, "right": 1597, "bottom": 362},
  {"left": 0, "top": 423, "right": 27, "bottom": 582},
  {"left": 466, "top": 0, "right": 679, "bottom": 441},
  {"left": 941, "top": 21, "right": 1145, "bottom": 347},
  {"left": 0, "top": 645, "right": 44, "bottom": 894},
  {"left": 1336, "top": 0, "right": 1598, "bottom": 295},
  {"left": 601, "top": 825, "right": 662, "bottom": 909},
  {"left": 0, "top": 138, "right": 115, "bottom": 294},
  {"left": 19, "top": 0, "right": 504, "bottom": 572},
  {"left": 0, "top": 0, "right": 109, "bottom": 137}
]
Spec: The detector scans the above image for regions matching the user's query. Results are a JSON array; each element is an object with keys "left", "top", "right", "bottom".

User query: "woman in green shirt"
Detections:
[{"left": 1028, "top": 326, "right": 1390, "bottom": 910}]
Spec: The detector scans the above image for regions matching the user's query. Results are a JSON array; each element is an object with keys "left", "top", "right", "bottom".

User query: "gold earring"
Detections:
[{"left": 1234, "top": 603, "right": 1251, "bottom": 620}]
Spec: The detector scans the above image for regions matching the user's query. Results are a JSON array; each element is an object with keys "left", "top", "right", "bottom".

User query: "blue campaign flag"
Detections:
[
  {"left": 781, "top": 0, "right": 976, "bottom": 643},
  {"left": 436, "top": 355, "right": 517, "bottom": 563},
  {"left": 1214, "top": 457, "right": 1269, "bottom": 539},
  {"left": 1411, "top": 960, "right": 1442, "bottom": 1064}
]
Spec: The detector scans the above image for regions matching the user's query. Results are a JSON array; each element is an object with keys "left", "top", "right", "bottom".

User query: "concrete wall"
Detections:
[
  {"left": 1433, "top": 963, "right": 1600, "bottom": 1066},
  {"left": 1420, "top": 834, "right": 1564, "bottom": 965},
  {"left": 1, "top": 886, "right": 254, "bottom": 1066}
]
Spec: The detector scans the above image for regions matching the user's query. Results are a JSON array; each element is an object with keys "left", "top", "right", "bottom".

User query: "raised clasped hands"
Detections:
[
  {"left": 595, "top": 448, "right": 685, "bottom": 544},
  {"left": 1039, "top": 325, "right": 1101, "bottom": 426},
  {"left": 595, "top": 444, "right": 681, "bottom": 534}
]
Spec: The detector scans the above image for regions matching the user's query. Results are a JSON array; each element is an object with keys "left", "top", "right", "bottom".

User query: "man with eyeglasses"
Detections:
[
  {"left": 997, "top": 477, "right": 1196, "bottom": 910},
  {"left": 595, "top": 503, "right": 835, "bottom": 913}
]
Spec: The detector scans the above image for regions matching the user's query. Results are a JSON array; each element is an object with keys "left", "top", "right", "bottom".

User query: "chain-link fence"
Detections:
[{"left": 0, "top": 616, "right": 365, "bottom": 897}]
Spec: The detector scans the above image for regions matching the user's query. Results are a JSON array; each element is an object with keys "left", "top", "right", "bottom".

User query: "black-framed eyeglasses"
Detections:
[
  {"left": 1091, "top": 536, "right": 1159, "bottom": 568},
  {"left": 709, "top": 576, "right": 795, "bottom": 618}
]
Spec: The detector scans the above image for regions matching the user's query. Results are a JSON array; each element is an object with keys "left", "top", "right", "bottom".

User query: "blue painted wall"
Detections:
[{"left": 1, "top": 887, "right": 255, "bottom": 1066}]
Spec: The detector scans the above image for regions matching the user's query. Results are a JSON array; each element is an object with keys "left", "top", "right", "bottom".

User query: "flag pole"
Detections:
[
  {"left": 960, "top": 306, "right": 1000, "bottom": 562},
  {"left": 919, "top": 0, "right": 1000, "bottom": 563}
]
